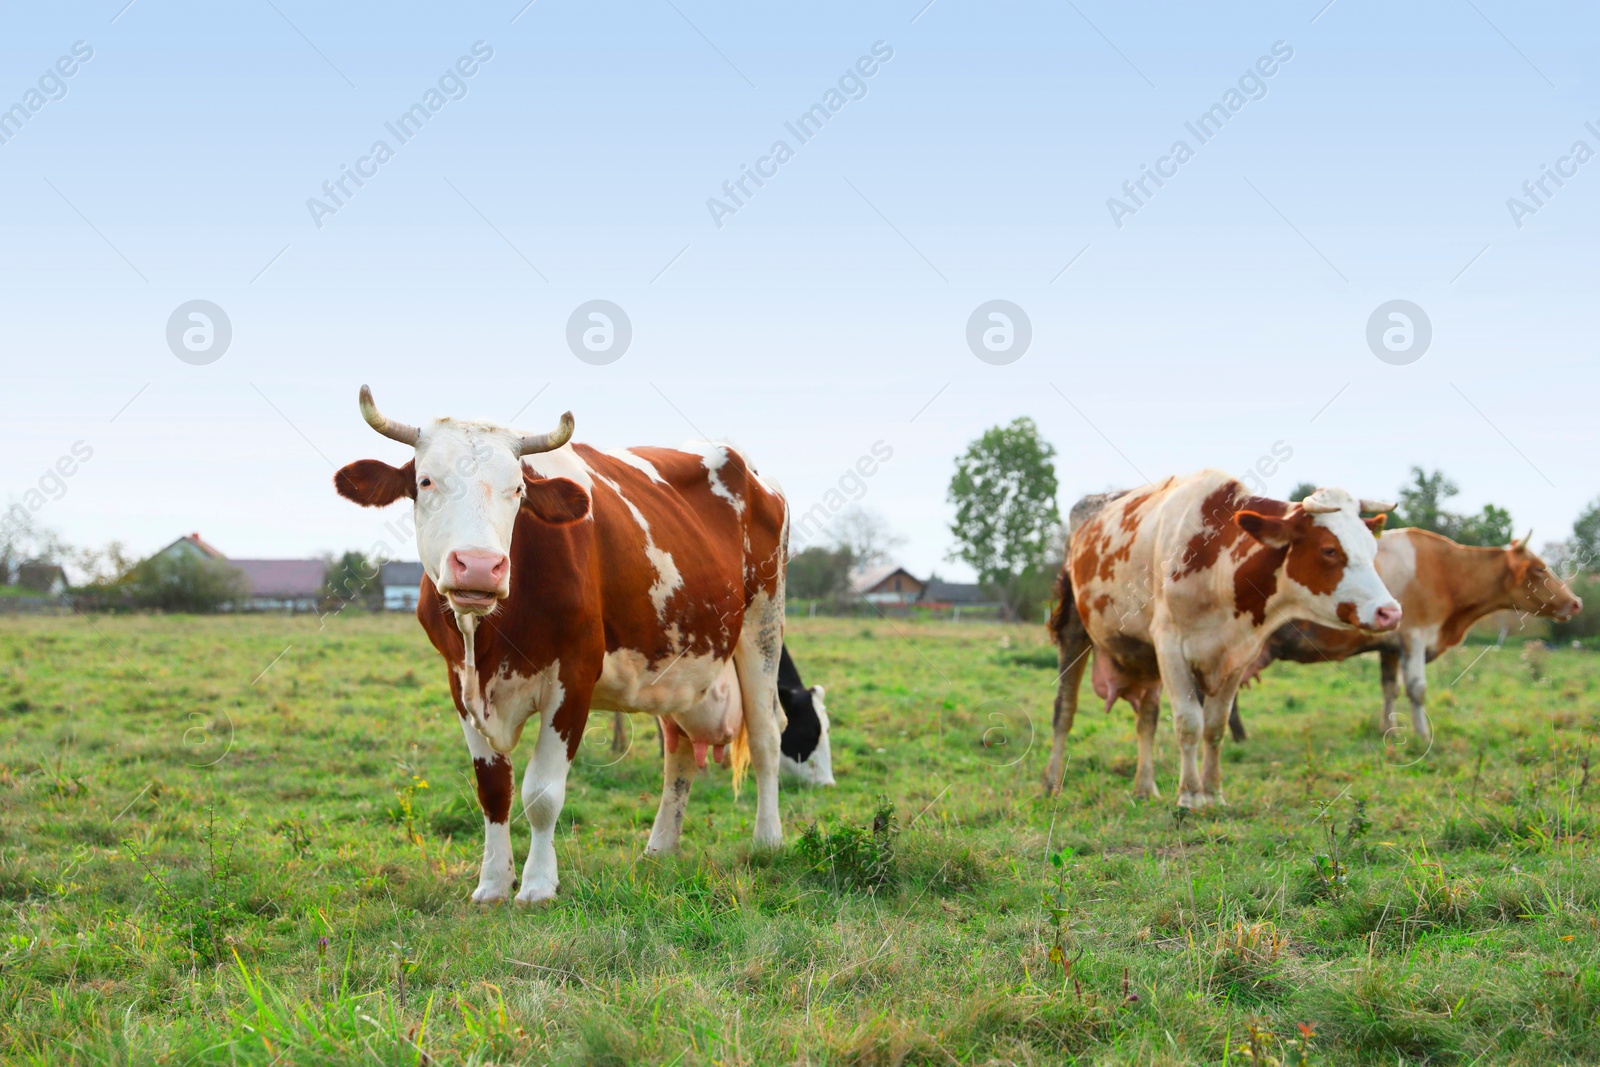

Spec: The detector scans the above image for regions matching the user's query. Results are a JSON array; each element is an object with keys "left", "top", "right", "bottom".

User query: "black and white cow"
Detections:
[{"left": 778, "top": 645, "right": 834, "bottom": 786}]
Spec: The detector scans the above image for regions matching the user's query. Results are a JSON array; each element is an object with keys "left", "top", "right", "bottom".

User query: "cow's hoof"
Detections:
[
  {"left": 514, "top": 883, "right": 558, "bottom": 907},
  {"left": 470, "top": 884, "right": 512, "bottom": 905},
  {"left": 751, "top": 832, "right": 783, "bottom": 852},
  {"left": 1177, "top": 790, "right": 1207, "bottom": 809},
  {"left": 643, "top": 840, "right": 678, "bottom": 857},
  {"left": 1132, "top": 782, "right": 1161, "bottom": 800}
]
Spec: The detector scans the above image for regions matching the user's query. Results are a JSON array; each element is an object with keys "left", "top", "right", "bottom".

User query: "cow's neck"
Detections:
[
  {"left": 454, "top": 611, "right": 493, "bottom": 736},
  {"left": 1436, "top": 545, "right": 1516, "bottom": 648}
]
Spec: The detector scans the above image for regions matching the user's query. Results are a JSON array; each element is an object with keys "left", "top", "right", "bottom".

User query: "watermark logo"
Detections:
[
  {"left": 1365, "top": 300, "right": 1431, "bottom": 366},
  {"left": 706, "top": 41, "right": 894, "bottom": 229},
  {"left": 1107, "top": 41, "right": 1294, "bottom": 228},
  {"left": 184, "top": 708, "right": 235, "bottom": 768},
  {"left": 167, "top": 300, "right": 232, "bottom": 365},
  {"left": 306, "top": 41, "right": 494, "bottom": 228},
  {"left": 973, "top": 699, "right": 1034, "bottom": 768},
  {"left": 0, "top": 40, "right": 93, "bottom": 147},
  {"left": 1506, "top": 121, "right": 1599, "bottom": 229},
  {"left": 566, "top": 300, "right": 632, "bottom": 365},
  {"left": 788, "top": 440, "right": 895, "bottom": 551},
  {"left": 966, "top": 300, "right": 1032, "bottom": 365}
]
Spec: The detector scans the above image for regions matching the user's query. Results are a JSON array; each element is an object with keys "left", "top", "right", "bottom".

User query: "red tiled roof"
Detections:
[{"left": 176, "top": 532, "right": 228, "bottom": 559}]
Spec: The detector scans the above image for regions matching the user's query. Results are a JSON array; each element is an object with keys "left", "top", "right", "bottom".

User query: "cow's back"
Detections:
[{"left": 1070, "top": 472, "right": 1229, "bottom": 645}]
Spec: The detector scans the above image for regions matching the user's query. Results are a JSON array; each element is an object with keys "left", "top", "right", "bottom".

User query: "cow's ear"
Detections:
[
  {"left": 1235, "top": 509, "right": 1301, "bottom": 548},
  {"left": 1364, "top": 513, "right": 1388, "bottom": 536},
  {"left": 523, "top": 475, "right": 590, "bottom": 525},
  {"left": 335, "top": 459, "right": 415, "bottom": 507}
]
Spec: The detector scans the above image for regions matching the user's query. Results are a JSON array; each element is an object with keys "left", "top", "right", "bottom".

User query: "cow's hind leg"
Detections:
[
  {"left": 732, "top": 591, "right": 785, "bottom": 849},
  {"left": 1042, "top": 618, "right": 1092, "bottom": 795},
  {"left": 515, "top": 702, "right": 580, "bottom": 906},
  {"left": 459, "top": 716, "right": 516, "bottom": 904},
  {"left": 1133, "top": 687, "right": 1162, "bottom": 799},
  {"left": 645, "top": 717, "right": 700, "bottom": 855}
]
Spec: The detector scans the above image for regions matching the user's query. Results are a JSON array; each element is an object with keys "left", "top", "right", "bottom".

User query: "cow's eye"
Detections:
[
  {"left": 1321, "top": 546, "right": 1339, "bottom": 560},
  {"left": 419, "top": 477, "right": 433, "bottom": 489}
]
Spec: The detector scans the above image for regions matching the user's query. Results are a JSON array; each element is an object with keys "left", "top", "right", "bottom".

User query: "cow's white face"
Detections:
[
  {"left": 780, "top": 686, "right": 835, "bottom": 787},
  {"left": 412, "top": 421, "right": 527, "bottom": 615},
  {"left": 1308, "top": 504, "right": 1401, "bottom": 631},
  {"left": 334, "top": 389, "right": 584, "bottom": 620},
  {"left": 1236, "top": 488, "right": 1402, "bottom": 633}
]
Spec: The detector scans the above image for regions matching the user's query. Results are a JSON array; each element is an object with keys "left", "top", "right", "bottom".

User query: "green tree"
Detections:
[
  {"left": 325, "top": 550, "right": 380, "bottom": 603},
  {"left": 1287, "top": 482, "right": 1319, "bottom": 505},
  {"left": 121, "top": 553, "right": 247, "bottom": 613},
  {"left": 1454, "top": 503, "right": 1515, "bottom": 548},
  {"left": 1393, "top": 467, "right": 1458, "bottom": 534},
  {"left": 1391, "top": 467, "right": 1514, "bottom": 547},
  {"left": 946, "top": 417, "right": 1061, "bottom": 619},
  {"left": 1567, "top": 496, "right": 1600, "bottom": 573},
  {"left": 787, "top": 546, "right": 853, "bottom": 600}
]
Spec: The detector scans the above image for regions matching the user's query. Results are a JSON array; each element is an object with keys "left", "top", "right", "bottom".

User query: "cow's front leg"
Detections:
[
  {"left": 1378, "top": 648, "right": 1401, "bottom": 735},
  {"left": 1155, "top": 637, "right": 1206, "bottom": 807},
  {"left": 459, "top": 716, "right": 516, "bottom": 904},
  {"left": 1402, "top": 635, "right": 1431, "bottom": 742},
  {"left": 645, "top": 716, "right": 700, "bottom": 855},
  {"left": 1199, "top": 678, "right": 1243, "bottom": 806},
  {"left": 515, "top": 702, "right": 580, "bottom": 906}
]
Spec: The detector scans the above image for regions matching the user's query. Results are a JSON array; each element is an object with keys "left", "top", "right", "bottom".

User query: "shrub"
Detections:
[
  {"left": 794, "top": 798, "right": 898, "bottom": 893},
  {"left": 118, "top": 552, "right": 247, "bottom": 612}
]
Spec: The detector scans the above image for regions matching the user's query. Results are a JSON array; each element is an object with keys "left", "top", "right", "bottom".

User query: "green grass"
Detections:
[{"left": 2, "top": 613, "right": 1599, "bottom": 1064}]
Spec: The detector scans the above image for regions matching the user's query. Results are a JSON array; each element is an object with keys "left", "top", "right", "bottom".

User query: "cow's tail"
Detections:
[
  {"left": 729, "top": 711, "right": 752, "bottom": 797},
  {"left": 1046, "top": 564, "right": 1075, "bottom": 646}
]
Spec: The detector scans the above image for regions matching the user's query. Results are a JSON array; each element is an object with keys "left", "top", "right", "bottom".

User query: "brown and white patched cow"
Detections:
[
  {"left": 1231, "top": 527, "right": 1581, "bottom": 742},
  {"left": 335, "top": 387, "right": 788, "bottom": 905},
  {"left": 1042, "top": 471, "right": 1401, "bottom": 806}
]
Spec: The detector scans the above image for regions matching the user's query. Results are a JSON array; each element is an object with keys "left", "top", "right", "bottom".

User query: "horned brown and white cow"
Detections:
[
  {"left": 1229, "top": 528, "right": 1582, "bottom": 742},
  {"left": 1041, "top": 471, "right": 1401, "bottom": 805},
  {"left": 335, "top": 387, "right": 788, "bottom": 905}
]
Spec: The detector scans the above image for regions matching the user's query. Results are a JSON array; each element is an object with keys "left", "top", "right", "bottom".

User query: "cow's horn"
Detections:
[
  {"left": 359, "top": 385, "right": 419, "bottom": 446},
  {"left": 518, "top": 411, "right": 575, "bottom": 456},
  {"left": 1517, "top": 528, "right": 1533, "bottom": 549},
  {"left": 1300, "top": 489, "right": 1341, "bottom": 514},
  {"left": 1359, "top": 499, "right": 1397, "bottom": 514}
]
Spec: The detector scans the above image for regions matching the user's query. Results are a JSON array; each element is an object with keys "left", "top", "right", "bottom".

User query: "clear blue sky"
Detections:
[{"left": 3, "top": 1, "right": 1596, "bottom": 580}]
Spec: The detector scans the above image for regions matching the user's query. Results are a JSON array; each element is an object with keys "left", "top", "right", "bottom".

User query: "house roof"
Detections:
[
  {"left": 231, "top": 559, "right": 326, "bottom": 599},
  {"left": 849, "top": 564, "right": 922, "bottom": 595},
  {"left": 919, "top": 580, "right": 988, "bottom": 604},
  {"left": 161, "top": 532, "right": 228, "bottom": 560},
  {"left": 380, "top": 561, "right": 425, "bottom": 587}
]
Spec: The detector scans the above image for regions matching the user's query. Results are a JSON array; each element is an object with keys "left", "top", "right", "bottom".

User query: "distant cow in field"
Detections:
[
  {"left": 1042, "top": 472, "right": 1401, "bottom": 805},
  {"left": 335, "top": 387, "right": 788, "bottom": 905},
  {"left": 777, "top": 645, "right": 835, "bottom": 785},
  {"left": 1229, "top": 528, "right": 1581, "bottom": 742}
]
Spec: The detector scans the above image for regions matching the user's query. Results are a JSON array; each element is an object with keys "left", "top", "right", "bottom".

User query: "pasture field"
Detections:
[{"left": 2, "top": 613, "right": 1600, "bottom": 1065}]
